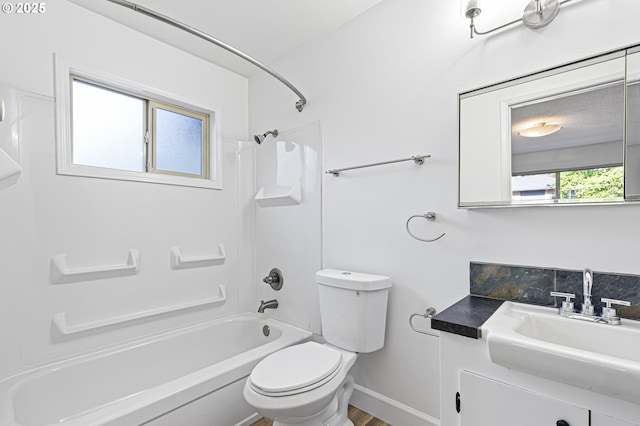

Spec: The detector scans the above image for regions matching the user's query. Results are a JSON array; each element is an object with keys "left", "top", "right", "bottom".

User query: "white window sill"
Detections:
[{"left": 59, "top": 164, "right": 222, "bottom": 190}]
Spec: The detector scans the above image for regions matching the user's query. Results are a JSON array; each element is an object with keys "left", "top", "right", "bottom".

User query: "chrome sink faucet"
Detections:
[
  {"left": 258, "top": 299, "right": 278, "bottom": 313},
  {"left": 581, "top": 268, "right": 595, "bottom": 316},
  {"left": 551, "top": 268, "right": 631, "bottom": 325}
]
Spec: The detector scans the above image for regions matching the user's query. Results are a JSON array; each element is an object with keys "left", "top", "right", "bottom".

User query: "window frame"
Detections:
[
  {"left": 55, "top": 54, "right": 222, "bottom": 190},
  {"left": 148, "top": 100, "right": 210, "bottom": 179}
]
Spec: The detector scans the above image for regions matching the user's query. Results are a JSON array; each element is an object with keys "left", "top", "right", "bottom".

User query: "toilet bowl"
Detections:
[
  {"left": 242, "top": 342, "right": 358, "bottom": 425},
  {"left": 243, "top": 269, "right": 392, "bottom": 426}
]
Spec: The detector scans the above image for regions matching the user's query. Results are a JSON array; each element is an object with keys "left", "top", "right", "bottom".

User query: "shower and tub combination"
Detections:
[
  {"left": 0, "top": 113, "right": 320, "bottom": 425},
  {"left": 0, "top": 2, "right": 321, "bottom": 425}
]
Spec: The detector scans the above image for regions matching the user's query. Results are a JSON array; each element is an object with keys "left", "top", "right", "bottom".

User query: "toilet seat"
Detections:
[{"left": 250, "top": 342, "right": 343, "bottom": 396}]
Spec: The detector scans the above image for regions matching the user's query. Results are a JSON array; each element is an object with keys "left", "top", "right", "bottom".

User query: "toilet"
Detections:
[{"left": 243, "top": 269, "right": 392, "bottom": 426}]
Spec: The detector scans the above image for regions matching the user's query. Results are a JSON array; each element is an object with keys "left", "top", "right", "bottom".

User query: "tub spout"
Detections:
[{"left": 258, "top": 299, "right": 278, "bottom": 313}]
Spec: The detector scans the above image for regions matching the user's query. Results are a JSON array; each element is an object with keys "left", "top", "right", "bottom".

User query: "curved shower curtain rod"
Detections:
[{"left": 107, "top": 0, "right": 307, "bottom": 112}]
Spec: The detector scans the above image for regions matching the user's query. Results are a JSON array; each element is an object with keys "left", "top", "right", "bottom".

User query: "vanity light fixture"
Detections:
[
  {"left": 462, "top": 0, "right": 575, "bottom": 38},
  {"left": 517, "top": 122, "right": 562, "bottom": 138}
]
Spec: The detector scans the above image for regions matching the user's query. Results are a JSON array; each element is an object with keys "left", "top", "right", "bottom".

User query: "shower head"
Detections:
[{"left": 254, "top": 129, "right": 279, "bottom": 144}]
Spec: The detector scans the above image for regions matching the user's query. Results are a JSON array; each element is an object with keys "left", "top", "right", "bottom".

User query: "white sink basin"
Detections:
[{"left": 482, "top": 301, "right": 640, "bottom": 404}]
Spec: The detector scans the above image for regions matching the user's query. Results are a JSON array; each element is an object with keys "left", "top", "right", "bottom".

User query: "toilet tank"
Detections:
[{"left": 316, "top": 269, "right": 392, "bottom": 353}]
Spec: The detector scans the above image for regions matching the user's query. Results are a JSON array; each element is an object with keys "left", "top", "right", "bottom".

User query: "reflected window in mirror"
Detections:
[{"left": 512, "top": 167, "right": 624, "bottom": 202}]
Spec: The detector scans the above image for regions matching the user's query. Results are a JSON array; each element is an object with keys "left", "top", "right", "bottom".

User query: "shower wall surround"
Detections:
[
  {"left": 470, "top": 262, "right": 640, "bottom": 320},
  {"left": 0, "top": 1, "right": 248, "bottom": 381},
  {"left": 254, "top": 121, "right": 322, "bottom": 333}
]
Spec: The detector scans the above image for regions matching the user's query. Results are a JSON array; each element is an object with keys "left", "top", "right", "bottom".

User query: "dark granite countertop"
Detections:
[{"left": 430, "top": 295, "right": 505, "bottom": 339}]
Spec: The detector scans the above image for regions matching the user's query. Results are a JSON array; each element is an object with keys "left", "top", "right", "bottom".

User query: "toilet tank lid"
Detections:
[{"left": 316, "top": 269, "right": 392, "bottom": 291}]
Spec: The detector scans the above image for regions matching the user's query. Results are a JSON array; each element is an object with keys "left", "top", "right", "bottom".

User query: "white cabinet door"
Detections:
[
  {"left": 460, "top": 371, "right": 589, "bottom": 426},
  {"left": 592, "top": 412, "right": 639, "bottom": 426}
]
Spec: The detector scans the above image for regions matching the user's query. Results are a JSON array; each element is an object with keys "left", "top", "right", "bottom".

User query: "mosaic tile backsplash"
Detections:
[{"left": 470, "top": 262, "right": 640, "bottom": 320}]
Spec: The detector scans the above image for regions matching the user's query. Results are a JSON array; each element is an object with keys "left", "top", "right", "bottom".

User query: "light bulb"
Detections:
[
  {"left": 517, "top": 122, "right": 562, "bottom": 138},
  {"left": 461, "top": 0, "right": 481, "bottom": 18}
]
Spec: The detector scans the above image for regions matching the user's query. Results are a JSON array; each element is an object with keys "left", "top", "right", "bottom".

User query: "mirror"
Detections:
[
  {"left": 459, "top": 45, "right": 640, "bottom": 207},
  {"left": 626, "top": 49, "right": 640, "bottom": 200}
]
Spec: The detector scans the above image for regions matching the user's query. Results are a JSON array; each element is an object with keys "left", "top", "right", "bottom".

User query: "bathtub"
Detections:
[{"left": 0, "top": 313, "right": 312, "bottom": 426}]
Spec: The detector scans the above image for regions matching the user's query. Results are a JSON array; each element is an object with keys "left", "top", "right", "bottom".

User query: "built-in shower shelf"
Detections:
[
  {"left": 52, "top": 284, "right": 227, "bottom": 337},
  {"left": 0, "top": 147, "right": 21, "bottom": 191},
  {"left": 50, "top": 249, "right": 140, "bottom": 284},
  {"left": 255, "top": 183, "right": 302, "bottom": 207},
  {"left": 170, "top": 244, "right": 226, "bottom": 269}
]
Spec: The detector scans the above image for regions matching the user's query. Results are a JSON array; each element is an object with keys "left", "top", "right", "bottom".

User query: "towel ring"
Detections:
[
  {"left": 409, "top": 307, "right": 438, "bottom": 336},
  {"left": 406, "top": 212, "right": 445, "bottom": 242}
]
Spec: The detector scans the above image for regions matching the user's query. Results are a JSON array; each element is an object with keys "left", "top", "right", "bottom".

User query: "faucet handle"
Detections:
[
  {"left": 600, "top": 297, "right": 631, "bottom": 324},
  {"left": 262, "top": 268, "right": 283, "bottom": 291},
  {"left": 551, "top": 291, "right": 575, "bottom": 299},
  {"left": 601, "top": 297, "right": 631, "bottom": 308},
  {"left": 550, "top": 291, "right": 576, "bottom": 316}
]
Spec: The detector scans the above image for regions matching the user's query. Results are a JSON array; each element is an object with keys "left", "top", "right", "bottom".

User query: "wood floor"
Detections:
[{"left": 251, "top": 405, "right": 391, "bottom": 426}]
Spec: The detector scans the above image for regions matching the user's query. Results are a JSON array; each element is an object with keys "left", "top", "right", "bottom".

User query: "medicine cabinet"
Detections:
[{"left": 459, "top": 45, "right": 640, "bottom": 207}]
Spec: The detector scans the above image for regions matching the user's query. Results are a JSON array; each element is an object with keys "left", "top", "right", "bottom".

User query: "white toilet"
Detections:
[{"left": 243, "top": 269, "right": 392, "bottom": 426}]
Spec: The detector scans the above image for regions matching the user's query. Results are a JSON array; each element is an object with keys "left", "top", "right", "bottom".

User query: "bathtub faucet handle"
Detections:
[
  {"left": 262, "top": 268, "right": 283, "bottom": 291},
  {"left": 258, "top": 299, "right": 279, "bottom": 313}
]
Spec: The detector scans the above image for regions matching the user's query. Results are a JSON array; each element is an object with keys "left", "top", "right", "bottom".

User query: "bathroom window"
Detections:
[
  {"left": 55, "top": 55, "right": 221, "bottom": 189},
  {"left": 71, "top": 78, "right": 209, "bottom": 178}
]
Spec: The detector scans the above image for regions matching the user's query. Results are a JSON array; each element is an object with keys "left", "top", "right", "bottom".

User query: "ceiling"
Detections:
[{"left": 68, "top": 0, "right": 384, "bottom": 77}]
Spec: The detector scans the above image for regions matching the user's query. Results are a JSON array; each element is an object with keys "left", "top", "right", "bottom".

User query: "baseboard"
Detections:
[
  {"left": 350, "top": 384, "right": 439, "bottom": 426},
  {"left": 236, "top": 412, "right": 261, "bottom": 426}
]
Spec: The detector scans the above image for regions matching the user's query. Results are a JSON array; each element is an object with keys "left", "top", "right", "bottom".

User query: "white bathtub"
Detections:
[{"left": 0, "top": 313, "right": 311, "bottom": 426}]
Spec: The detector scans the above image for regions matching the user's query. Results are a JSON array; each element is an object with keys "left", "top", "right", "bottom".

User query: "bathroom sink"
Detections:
[{"left": 482, "top": 301, "right": 640, "bottom": 404}]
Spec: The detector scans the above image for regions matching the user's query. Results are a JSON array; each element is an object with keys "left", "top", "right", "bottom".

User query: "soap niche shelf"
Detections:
[
  {"left": 50, "top": 249, "right": 140, "bottom": 284},
  {"left": 170, "top": 244, "right": 226, "bottom": 270},
  {"left": 255, "top": 183, "right": 302, "bottom": 207},
  {"left": 52, "top": 284, "right": 227, "bottom": 338}
]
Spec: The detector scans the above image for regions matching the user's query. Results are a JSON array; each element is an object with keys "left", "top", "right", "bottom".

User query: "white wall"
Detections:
[
  {"left": 0, "top": 1, "right": 248, "bottom": 380},
  {"left": 249, "top": 0, "right": 640, "bottom": 424}
]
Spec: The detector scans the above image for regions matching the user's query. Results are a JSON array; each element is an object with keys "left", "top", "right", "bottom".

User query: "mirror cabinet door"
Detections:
[{"left": 459, "top": 49, "right": 632, "bottom": 207}]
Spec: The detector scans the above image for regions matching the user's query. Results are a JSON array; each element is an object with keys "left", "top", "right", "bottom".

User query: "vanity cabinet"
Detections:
[
  {"left": 460, "top": 371, "right": 588, "bottom": 426},
  {"left": 439, "top": 324, "right": 640, "bottom": 426},
  {"left": 459, "top": 371, "right": 640, "bottom": 425}
]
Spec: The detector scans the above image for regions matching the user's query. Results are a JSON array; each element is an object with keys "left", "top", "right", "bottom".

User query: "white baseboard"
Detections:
[
  {"left": 236, "top": 412, "right": 261, "bottom": 426},
  {"left": 350, "top": 384, "right": 439, "bottom": 426}
]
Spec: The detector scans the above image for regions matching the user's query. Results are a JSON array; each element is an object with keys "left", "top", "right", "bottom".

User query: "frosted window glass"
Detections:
[
  {"left": 72, "top": 80, "right": 145, "bottom": 172},
  {"left": 155, "top": 108, "right": 203, "bottom": 175}
]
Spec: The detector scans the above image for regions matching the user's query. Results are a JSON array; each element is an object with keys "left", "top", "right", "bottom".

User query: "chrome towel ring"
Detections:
[
  {"left": 406, "top": 211, "right": 445, "bottom": 242},
  {"left": 409, "top": 307, "right": 438, "bottom": 336}
]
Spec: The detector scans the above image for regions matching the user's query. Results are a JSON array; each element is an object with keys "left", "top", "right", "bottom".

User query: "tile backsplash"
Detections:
[{"left": 470, "top": 262, "right": 640, "bottom": 320}]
